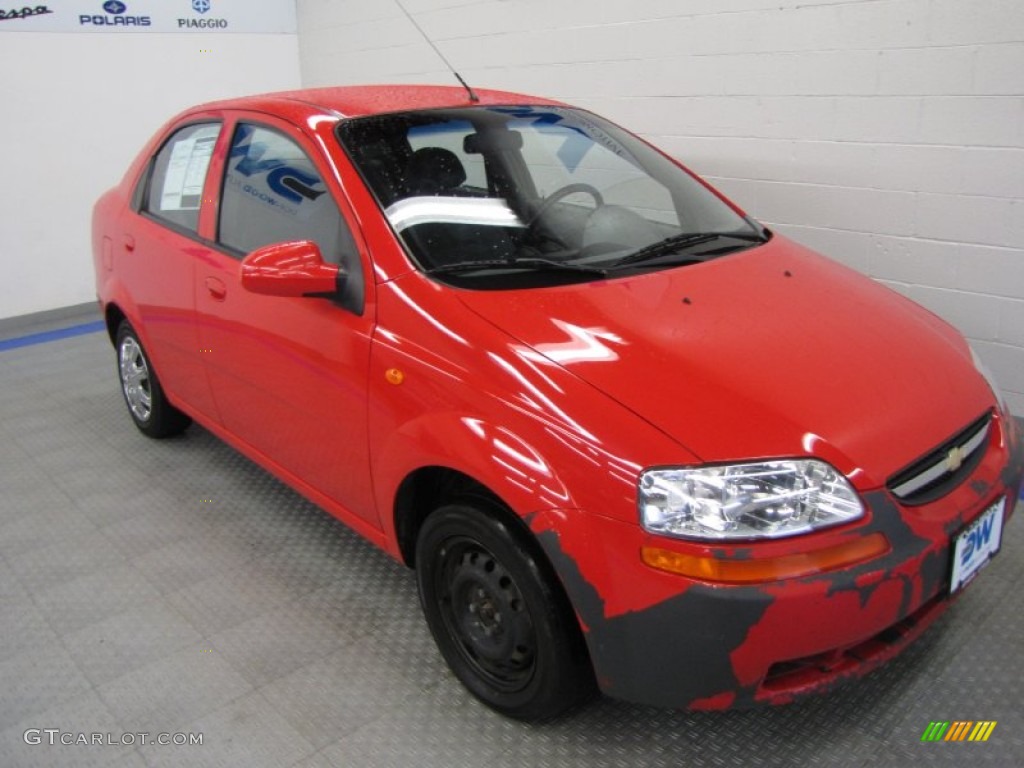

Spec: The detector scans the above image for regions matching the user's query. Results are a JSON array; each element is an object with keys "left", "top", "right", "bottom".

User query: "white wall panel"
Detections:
[{"left": 0, "top": 31, "right": 300, "bottom": 321}]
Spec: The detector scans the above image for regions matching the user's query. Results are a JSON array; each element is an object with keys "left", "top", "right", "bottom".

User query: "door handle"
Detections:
[
  {"left": 205, "top": 276, "right": 227, "bottom": 300},
  {"left": 123, "top": 235, "right": 135, "bottom": 252}
]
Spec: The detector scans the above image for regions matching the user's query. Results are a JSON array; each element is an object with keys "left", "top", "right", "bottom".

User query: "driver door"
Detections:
[{"left": 195, "top": 113, "right": 378, "bottom": 526}]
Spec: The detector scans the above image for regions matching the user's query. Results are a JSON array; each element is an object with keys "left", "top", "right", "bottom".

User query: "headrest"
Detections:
[{"left": 405, "top": 147, "right": 467, "bottom": 195}]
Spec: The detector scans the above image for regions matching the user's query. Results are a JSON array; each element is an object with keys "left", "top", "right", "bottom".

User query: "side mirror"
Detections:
[{"left": 240, "top": 240, "right": 342, "bottom": 298}]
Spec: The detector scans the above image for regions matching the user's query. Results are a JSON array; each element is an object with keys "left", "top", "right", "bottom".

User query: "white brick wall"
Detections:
[{"left": 297, "top": 0, "right": 1024, "bottom": 415}]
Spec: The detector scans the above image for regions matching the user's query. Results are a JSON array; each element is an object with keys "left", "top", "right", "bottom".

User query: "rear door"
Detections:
[
  {"left": 195, "top": 111, "right": 379, "bottom": 526},
  {"left": 121, "top": 117, "right": 224, "bottom": 420}
]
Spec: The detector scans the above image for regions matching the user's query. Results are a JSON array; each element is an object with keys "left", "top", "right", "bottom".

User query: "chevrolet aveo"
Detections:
[{"left": 92, "top": 85, "right": 1023, "bottom": 719}]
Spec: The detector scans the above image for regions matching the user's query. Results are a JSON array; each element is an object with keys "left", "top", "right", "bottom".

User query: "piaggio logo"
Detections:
[
  {"left": 179, "top": 0, "right": 227, "bottom": 29},
  {"left": 921, "top": 721, "right": 997, "bottom": 742}
]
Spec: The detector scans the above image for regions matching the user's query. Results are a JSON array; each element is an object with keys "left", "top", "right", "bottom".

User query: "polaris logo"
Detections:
[
  {"left": 79, "top": 15, "right": 151, "bottom": 25},
  {"left": 80, "top": 1, "right": 150, "bottom": 26}
]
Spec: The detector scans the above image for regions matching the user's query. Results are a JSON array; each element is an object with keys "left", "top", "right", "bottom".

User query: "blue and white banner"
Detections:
[{"left": 0, "top": 0, "right": 296, "bottom": 33}]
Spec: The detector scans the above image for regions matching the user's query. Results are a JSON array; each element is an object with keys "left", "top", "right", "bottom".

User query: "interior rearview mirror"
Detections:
[
  {"left": 240, "top": 240, "right": 342, "bottom": 298},
  {"left": 464, "top": 130, "right": 523, "bottom": 154}
]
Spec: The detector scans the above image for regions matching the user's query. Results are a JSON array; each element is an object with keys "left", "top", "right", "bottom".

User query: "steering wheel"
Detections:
[{"left": 526, "top": 183, "right": 604, "bottom": 230}]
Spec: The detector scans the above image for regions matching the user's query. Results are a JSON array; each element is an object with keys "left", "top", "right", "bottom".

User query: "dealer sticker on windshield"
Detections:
[{"left": 950, "top": 497, "right": 1004, "bottom": 594}]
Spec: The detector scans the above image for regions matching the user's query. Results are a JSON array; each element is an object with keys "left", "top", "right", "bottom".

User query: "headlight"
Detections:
[
  {"left": 970, "top": 347, "right": 1007, "bottom": 412},
  {"left": 639, "top": 460, "right": 864, "bottom": 541}
]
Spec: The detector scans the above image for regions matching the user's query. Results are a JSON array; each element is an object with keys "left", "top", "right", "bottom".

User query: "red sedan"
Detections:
[{"left": 92, "top": 85, "right": 1023, "bottom": 719}]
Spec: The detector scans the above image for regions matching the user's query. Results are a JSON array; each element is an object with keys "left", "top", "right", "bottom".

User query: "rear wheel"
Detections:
[
  {"left": 416, "top": 500, "right": 594, "bottom": 720},
  {"left": 115, "top": 320, "right": 190, "bottom": 438}
]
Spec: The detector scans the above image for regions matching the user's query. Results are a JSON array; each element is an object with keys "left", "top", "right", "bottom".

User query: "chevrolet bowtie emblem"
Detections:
[{"left": 945, "top": 445, "right": 964, "bottom": 473}]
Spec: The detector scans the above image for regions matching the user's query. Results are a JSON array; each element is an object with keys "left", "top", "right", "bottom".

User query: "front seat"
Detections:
[
  {"left": 404, "top": 147, "right": 467, "bottom": 196},
  {"left": 399, "top": 147, "right": 516, "bottom": 267}
]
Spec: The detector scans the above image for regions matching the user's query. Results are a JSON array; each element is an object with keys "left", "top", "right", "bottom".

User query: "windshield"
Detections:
[{"left": 336, "top": 105, "right": 765, "bottom": 288}]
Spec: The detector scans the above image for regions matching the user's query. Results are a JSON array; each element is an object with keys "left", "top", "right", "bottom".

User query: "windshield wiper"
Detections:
[
  {"left": 426, "top": 257, "right": 607, "bottom": 276},
  {"left": 610, "top": 231, "right": 767, "bottom": 269}
]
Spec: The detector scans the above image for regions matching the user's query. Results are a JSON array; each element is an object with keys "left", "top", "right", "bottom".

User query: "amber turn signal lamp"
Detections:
[{"left": 641, "top": 533, "right": 890, "bottom": 583}]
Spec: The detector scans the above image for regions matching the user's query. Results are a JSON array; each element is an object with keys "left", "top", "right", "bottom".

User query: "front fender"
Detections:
[
  {"left": 371, "top": 411, "right": 575, "bottom": 545},
  {"left": 368, "top": 275, "right": 694, "bottom": 549}
]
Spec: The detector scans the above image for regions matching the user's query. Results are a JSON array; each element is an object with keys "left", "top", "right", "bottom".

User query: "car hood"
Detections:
[{"left": 455, "top": 236, "right": 994, "bottom": 489}]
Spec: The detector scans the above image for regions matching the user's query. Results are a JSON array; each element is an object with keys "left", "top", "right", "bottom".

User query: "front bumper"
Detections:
[{"left": 529, "top": 413, "right": 1024, "bottom": 710}]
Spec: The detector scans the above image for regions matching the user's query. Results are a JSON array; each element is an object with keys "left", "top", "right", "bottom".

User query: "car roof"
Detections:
[{"left": 189, "top": 84, "right": 565, "bottom": 120}]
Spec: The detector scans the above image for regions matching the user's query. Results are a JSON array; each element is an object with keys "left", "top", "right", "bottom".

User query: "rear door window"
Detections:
[{"left": 143, "top": 123, "right": 221, "bottom": 233}]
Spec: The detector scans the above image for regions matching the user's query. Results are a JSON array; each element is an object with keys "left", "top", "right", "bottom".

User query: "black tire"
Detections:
[
  {"left": 115, "top": 320, "right": 191, "bottom": 438},
  {"left": 415, "top": 500, "right": 595, "bottom": 720}
]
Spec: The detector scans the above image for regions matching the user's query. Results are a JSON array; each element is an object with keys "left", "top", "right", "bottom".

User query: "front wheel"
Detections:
[
  {"left": 115, "top": 320, "right": 190, "bottom": 438},
  {"left": 415, "top": 501, "right": 594, "bottom": 720}
]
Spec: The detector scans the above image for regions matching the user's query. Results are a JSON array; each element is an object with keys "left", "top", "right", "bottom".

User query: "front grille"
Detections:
[{"left": 887, "top": 410, "right": 992, "bottom": 505}]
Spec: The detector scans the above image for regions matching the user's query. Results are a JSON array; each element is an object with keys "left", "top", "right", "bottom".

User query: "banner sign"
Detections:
[{"left": 0, "top": 1, "right": 296, "bottom": 33}]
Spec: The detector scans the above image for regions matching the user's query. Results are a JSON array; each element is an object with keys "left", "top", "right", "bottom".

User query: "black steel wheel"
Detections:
[
  {"left": 416, "top": 500, "right": 594, "bottom": 720},
  {"left": 115, "top": 320, "right": 190, "bottom": 438}
]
